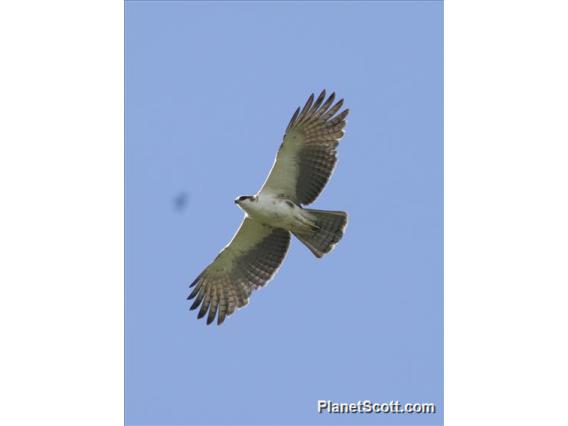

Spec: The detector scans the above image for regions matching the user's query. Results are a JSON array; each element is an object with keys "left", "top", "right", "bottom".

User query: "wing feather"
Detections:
[
  {"left": 188, "top": 218, "right": 291, "bottom": 325},
  {"left": 197, "top": 286, "right": 211, "bottom": 319},
  {"left": 206, "top": 287, "right": 219, "bottom": 325},
  {"left": 312, "top": 92, "right": 336, "bottom": 120},
  {"left": 260, "top": 90, "right": 349, "bottom": 205},
  {"left": 189, "top": 285, "right": 205, "bottom": 310},
  {"left": 307, "top": 90, "right": 327, "bottom": 116},
  {"left": 296, "top": 93, "right": 314, "bottom": 123},
  {"left": 287, "top": 107, "right": 301, "bottom": 129}
]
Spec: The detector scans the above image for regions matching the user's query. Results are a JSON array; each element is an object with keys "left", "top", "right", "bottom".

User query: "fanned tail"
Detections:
[{"left": 293, "top": 209, "right": 348, "bottom": 258}]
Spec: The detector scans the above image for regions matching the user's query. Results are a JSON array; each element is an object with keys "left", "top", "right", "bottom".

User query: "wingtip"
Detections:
[
  {"left": 287, "top": 106, "right": 301, "bottom": 129},
  {"left": 189, "top": 298, "right": 201, "bottom": 310},
  {"left": 304, "top": 93, "right": 315, "bottom": 110},
  {"left": 197, "top": 302, "right": 208, "bottom": 319},
  {"left": 311, "top": 90, "right": 326, "bottom": 112},
  {"left": 206, "top": 309, "right": 218, "bottom": 325},
  {"left": 326, "top": 92, "right": 337, "bottom": 109},
  {"left": 187, "top": 286, "right": 199, "bottom": 300},
  {"left": 189, "top": 275, "right": 201, "bottom": 288}
]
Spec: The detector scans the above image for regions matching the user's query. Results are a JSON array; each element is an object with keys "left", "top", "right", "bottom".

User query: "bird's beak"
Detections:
[{"left": 234, "top": 199, "right": 239, "bottom": 204}]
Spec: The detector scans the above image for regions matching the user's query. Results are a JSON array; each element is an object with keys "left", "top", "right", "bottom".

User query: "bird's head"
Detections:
[{"left": 234, "top": 195, "right": 257, "bottom": 208}]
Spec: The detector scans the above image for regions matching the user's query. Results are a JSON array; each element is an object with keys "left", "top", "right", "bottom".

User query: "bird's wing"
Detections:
[
  {"left": 188, "top": 218, "right": 291, "bottom": 325},
  {"left": 259, "top": 90, "right": 349, "bottom": 205}
]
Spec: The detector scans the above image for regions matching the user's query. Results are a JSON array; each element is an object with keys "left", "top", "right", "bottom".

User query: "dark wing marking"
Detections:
[
  {"left": 188, "top": 218, "right": 291, "bottom": 325},
  {"left": 260, "top": 90, "right": 349, "bottom": 205}
]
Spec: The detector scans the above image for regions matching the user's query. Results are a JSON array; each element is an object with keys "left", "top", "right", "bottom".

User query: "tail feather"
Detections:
[{"left": 293, "top": 209, "right": 348, "bottom": 258}]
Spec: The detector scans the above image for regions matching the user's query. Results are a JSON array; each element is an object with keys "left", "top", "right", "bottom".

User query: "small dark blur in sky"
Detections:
[{"left": 173, "top": 191, "right": 189, "bottom": 212}]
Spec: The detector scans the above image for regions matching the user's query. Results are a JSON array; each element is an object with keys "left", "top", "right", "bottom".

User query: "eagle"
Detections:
[{"left": 188, "top": 90, "right": 349, "bottom": 325}]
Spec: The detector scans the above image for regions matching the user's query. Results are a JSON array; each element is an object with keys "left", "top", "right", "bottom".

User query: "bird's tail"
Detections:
[{"left": 293, "top": 209, "right": 348, "bottom": 258}]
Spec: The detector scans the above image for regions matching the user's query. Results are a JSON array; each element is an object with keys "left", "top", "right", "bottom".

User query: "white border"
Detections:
[
  {"left": 0, "top": 1, "right": 123, "bottom": 425},
  {"left": 446, "top": 0, "right": 568, "bottom": 424}
]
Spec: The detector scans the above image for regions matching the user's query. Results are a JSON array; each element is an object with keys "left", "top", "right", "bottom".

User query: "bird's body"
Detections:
[
  {"left": 236, "top": 194, "right": 315, "bottom": 234},
  {"left": 188, "top": 90, "right": 350, "bottom": 325}
]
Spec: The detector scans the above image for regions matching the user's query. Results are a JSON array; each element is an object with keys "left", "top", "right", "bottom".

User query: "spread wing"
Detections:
[
  {"left": 188, "top": 218, "right": 291, "bottom": 325},
  {"left": 259, "top": 90, "right": 349, "bottom": 205}
]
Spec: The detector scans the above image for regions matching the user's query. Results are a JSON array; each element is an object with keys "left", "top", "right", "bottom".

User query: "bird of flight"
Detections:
[{"left": 188, "top": 90, "right": 349, "bottom": 325}]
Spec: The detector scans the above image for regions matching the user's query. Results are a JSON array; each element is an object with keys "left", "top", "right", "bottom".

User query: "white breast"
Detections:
[{"left": 244, "top": 193, "right": 296, "bottom": 229}]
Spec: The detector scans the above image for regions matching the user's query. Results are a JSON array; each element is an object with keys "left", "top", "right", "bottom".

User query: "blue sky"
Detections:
[{"left": 125, "top": 1, "right": 443, "bottom": 425}]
